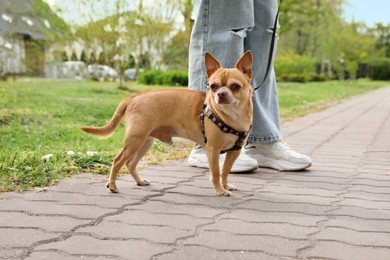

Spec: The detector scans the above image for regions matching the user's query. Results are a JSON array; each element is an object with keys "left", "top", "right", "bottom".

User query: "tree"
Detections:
[
  {"left": 163, "top": 0, "right": 193, "bottom": 70},
  {"left": 163, "top": 30, "right": 189, "bottom": 70},
  {"left": 73, "top": 0, "right": 176, "bottom": 70},
  {"left": 278, "top": 0, "right": 379, "bottom": 80},
  {"left": 371, "top": 23, "right": 390, "bottom": 58}
]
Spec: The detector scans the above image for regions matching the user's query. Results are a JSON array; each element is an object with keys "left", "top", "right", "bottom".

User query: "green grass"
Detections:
[
  {"left": 0, "top": 78, "right": 388, "bottom": 192},
  {"left": 0, "top": 79, "right": 192, "bottom": 192}
]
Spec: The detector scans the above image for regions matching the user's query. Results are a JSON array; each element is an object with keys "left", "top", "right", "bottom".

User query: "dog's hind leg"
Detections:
[
  {"left": 126, "top": 137, "right": 154, "bottom": 186},
  {"left": 106, "top": 132, "right": 149, "bottom": 193},
  {"left": 106, "top": 148, "right": 126, "bottom": 193}
]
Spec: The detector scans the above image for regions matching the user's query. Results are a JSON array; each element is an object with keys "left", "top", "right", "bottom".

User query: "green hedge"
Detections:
[
  {"left": 138, "top": 70, "right": 188, "bottom": 86},
  {"left": 367, "top": 58, "right": 390, "bottom": 80},
  {"left": 275, "top": 54, "right": 318, "bottom": 82}
]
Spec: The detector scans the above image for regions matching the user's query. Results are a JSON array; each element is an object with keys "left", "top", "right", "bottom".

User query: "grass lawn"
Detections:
[{"left": 0, "top": 78, "right": 388, "bottom": 192}]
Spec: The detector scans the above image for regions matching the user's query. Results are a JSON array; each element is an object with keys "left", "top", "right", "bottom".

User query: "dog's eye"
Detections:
[
  {"left": 209, "top": 84, "right": 218, "bottom": 91},
  {"left": 230, "top": 84, "right": 241, "bottom": 91}
]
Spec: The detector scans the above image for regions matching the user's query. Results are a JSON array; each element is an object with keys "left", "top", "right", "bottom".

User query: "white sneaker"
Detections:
[
  {"left": 188, "top": 145, "right": 258, "bottom": 173},
  {"left": 245, "top": 141, "right": 312, "bottom": 171}
]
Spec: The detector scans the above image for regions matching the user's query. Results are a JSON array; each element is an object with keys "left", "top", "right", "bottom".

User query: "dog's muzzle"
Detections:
[{"left": 215, "top": 88, "right": 233, "bottom": 104}]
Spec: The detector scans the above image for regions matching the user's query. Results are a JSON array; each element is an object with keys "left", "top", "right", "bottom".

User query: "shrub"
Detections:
[
  {"left": 170, "top": 70, "right": 188, "bottom": 86},
  {"left": 275, "top": 54, "right": 318, "bottom": 82},
  {"left": 138, "top": 70, "right": 188, "bottom": 86},
  {"left": 138, "top": 70, "right": 164, "bottom": 85},
  {"left": 367, "top": 58, "right": 390, "bottom": 80},
  {"left": 310, "top": 74, "right": 327, "bottom": 82},
  {"left": 287, "top": 73, "right": 310, "bottom": 83}
]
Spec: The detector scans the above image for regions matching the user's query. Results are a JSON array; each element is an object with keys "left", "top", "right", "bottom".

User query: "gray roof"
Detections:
[{"left": 0, "top": 0, "right": 46, "bottom": 39}]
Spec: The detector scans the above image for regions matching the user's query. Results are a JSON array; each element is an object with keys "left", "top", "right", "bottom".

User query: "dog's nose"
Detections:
[{"left": 218, "top": 91, "right": 226, "bottom": 99}]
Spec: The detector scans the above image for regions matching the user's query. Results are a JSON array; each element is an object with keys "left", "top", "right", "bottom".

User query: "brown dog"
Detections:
[{"left": 81, "top": 51, "right": 253, "bottom": 196}]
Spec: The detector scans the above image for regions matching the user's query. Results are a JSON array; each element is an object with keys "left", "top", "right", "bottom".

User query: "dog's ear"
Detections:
[
  {"left": 235, "top": 50, "right": 253, "bottom": 81},
  {"left": 204, "top": 52, "right": 222, "bottom": 78}
]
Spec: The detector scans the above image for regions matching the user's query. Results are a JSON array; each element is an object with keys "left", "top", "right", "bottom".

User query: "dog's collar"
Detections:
[{"left": 200, "top": 104, "right": 252, "bottom": 154}]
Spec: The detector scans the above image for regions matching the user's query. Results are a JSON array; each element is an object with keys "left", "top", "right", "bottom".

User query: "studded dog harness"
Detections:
[{"left": 200, "top": 104, "right": 252, "bottom": 154}]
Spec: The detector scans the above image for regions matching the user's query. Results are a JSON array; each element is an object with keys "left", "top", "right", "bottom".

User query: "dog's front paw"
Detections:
[
  {"left": 137, "top": 179, "right": 151, "bottom": 186},
  {"left": 106, "top": 182, "right": 119, "bottom": 193},
  {"left": 224, "top": 183, "right": 237, "bottom": 191},
  {"left": 216, "top": 189, "right": 232, "bottom": 197}
]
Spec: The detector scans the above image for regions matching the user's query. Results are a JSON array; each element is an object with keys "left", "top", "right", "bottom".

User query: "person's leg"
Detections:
[
  {"left": 188, "top": 0, "right": 311, "bottom": 171},
  {"left": 189, "top": 0, "right": 255, "bottom": 90},
  {"left": 244, "top": 0, "right": 311, "bottom": 171},
  {"left": 188, "top": 0, "right": 258, "bottom": 172},
  {"left": 244, "top": 0, "right": 281, "bottom": 144}
]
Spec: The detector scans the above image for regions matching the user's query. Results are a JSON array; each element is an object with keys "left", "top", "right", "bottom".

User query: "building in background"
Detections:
[{"left": 0, "top": 0, "right": 70, "bottom": 78}]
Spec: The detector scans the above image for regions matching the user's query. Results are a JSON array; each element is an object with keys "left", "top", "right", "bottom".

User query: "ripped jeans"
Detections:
[{"left": 189, "top": 0, "right": 281, "bottom": 143}]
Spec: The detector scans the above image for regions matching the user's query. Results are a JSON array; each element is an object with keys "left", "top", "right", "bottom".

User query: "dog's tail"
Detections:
[{"left": 80, "top": 99, "right": 129, "bottom": 138}]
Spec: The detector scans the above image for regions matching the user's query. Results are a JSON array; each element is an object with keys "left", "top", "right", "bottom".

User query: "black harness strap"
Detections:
[{"left": 200, "top": 104, "right": 252, "bottom": 154}]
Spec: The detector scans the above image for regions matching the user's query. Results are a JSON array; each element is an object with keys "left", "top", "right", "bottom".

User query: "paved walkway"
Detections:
[{"left": 1, "top": 86, "right": 390, "bottom": 260}]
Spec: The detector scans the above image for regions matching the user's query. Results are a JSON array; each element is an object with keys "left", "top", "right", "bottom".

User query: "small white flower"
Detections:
[
  {"left": 41, "top": 154, "right": 54, "bottom": 162},
  {"left": 2, "top": 13, "right": 13, "bottom": 23},
  {"left": 118, "top": 16, "right": 127, "bottom": 26},
  {"left": 104, "top": 24, "right": 112, "bottom": 32},
  {"left": 4, "top": 42, "right": 12, "bottom": 49},
  {"left": 115, "top": 37, "right": 126, "bottom": 47},
  {"left": 22, "top": 16, "right": 34, "bottom": 26},
  {"left": 66, "top": 150, "right": 75, "bottom": 156},
  {"left": 87, "top": 151, "right": 98, "bottom": 156},
  {"left": 44, "top": 19, "right": 51, "bottom": 29}
]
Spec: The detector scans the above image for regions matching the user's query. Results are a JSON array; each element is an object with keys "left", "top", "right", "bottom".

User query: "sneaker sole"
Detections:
[
  {"left": 187, "top": 158, "right": 209, "bottom": 169},
  {"left": 254, "top": 154, "right": 312, "bottom": 171},
  {"left": 258, "top": 161, "right": 312, "bottom": 171},
  {"left": 257, "top": 157, "right": 311, "bottom": 172}
]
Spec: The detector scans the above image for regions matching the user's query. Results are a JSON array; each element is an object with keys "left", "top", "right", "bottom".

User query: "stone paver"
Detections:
[{"left": 1, "top": 86, "right": 390, "bottom": 259}]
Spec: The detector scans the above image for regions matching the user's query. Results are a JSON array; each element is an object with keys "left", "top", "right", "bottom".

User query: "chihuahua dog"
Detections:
[{"left": 81, "top": 51, "right": 253, "bottom": 196}]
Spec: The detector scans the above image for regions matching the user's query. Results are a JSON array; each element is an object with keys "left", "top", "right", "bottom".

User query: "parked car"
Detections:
[
  {"left": 124, "top": 68, "right": 144, "bottom": 81},
  {"left": 62, "top": 61, "right": 89, "bottom": 79},
  {"left": 88, "top": 64, "right": 118, "bottom": 82}
]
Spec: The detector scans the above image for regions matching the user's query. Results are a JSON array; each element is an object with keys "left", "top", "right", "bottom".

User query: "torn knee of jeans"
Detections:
[
  {"left": 230, "top": 27, "right": 253, "bottom": 37},
  {"left": 266, "top": 24, "right": 280, "bottom": 35}
]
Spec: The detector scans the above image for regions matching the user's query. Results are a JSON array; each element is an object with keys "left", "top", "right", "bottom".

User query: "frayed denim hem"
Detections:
[{"left": 248, "top": 135, "right": 280, "bottom": 144}]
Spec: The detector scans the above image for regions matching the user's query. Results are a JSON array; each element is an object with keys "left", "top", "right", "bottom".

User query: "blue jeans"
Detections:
[{"left": 189, "top": 0, "right": 281, "bottom": 143}]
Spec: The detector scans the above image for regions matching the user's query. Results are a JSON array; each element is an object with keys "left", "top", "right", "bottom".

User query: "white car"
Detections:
[
  {"left": 88, "top": 64, "right": 118, "bottom": 82},
  {"left": 62, "top": 61, "right": 88, "bottom": 79},
  {"left": 124, "top": 68, "right": 144, "bottom": 81}
]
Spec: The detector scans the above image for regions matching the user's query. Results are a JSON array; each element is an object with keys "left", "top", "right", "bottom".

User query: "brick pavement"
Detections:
[{"left": 1, "top": 86, "right": 390, "bottom": 260}]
